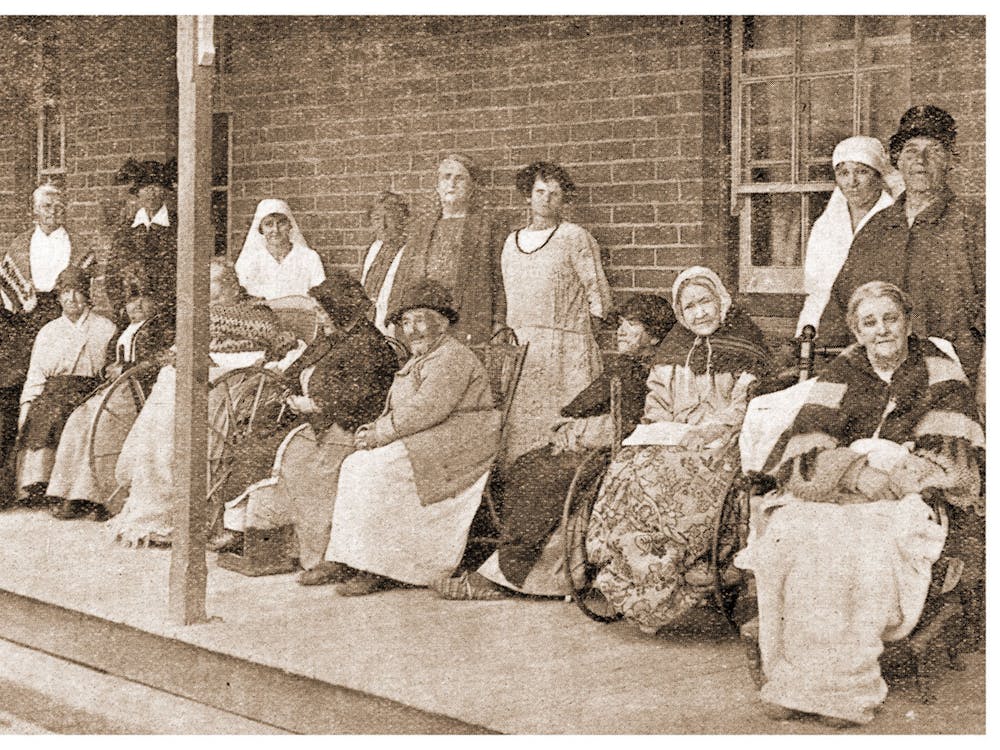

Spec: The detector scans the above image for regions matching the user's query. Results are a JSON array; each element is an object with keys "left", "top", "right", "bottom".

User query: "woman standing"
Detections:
[
  {"left": 501, "top": 162, "right": 613, "bottom": 462},
  {"left": 586, "top": 266, "right": 771, "bottom": 634},
  {"left": 797, "top": 136, "right": 901, "bottom": 336},
  {"left": 235, "top": 198, "right": 326, "bottom": 301}
]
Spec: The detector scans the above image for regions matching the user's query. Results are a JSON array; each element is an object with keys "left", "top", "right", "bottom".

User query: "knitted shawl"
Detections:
[{"left": 765, "top": 336, "right": 984, "bottom": 510}]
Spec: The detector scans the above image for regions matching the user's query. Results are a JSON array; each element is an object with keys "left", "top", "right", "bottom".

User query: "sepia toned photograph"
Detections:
[{"left": 0, "top": 11, "right": 987, "bottom": 735}]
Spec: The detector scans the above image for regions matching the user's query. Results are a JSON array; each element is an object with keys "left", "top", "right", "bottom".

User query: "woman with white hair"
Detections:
[
  {"left": 235, "top": 198, "right": 326, "bottom": 300},
  {"left": 796, "top": 136, "right": 903, "bottom": 336}
]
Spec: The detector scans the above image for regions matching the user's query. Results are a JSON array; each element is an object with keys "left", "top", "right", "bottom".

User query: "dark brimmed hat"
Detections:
[
  {"left": 615, "top": 294, "right": 676, "bottom": 341},
  {"left": 888, "top": 105, "right": 957, "bottom": 165},
  {"left": 55, "top": 265, "right": 91, "bottom": 299},
  {"left": 115, "top": 157, "right": 178, "bottom": 194},
  {"left": 386, "top": 279, "right": 459, "bottom": 326},
  {"left": 311, "top": 269, "right": 372, "bottom": 327}
]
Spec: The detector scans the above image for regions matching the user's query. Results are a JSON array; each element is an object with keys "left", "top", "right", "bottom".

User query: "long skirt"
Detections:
[
  {"left": 325, "top": 440, "right": 488, "bottom": 586},
  {"left": 504, "top": 325, "right": 601, "bottom": 464},
  {"left": 475, "top": 446, "right": 585, "bottom": 595},
  {"left": 47, "top": 380, "right": 142, "bottom": 506},
  {"left": 585, "top": 441, "right": 740, "bottom": 631},
  {"left": 733, "top": 494, "right": 945, "bottom": 724},
  {"left": 223, "top": 422, "right": 354, "bottom": 570}
]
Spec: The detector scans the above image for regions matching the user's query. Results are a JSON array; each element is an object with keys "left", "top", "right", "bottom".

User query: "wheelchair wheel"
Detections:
[
  {"left": 206, "top": 367, "right": 288, "bottom": 535},
  {"left": 89, "top": 361, "right": 162, "bottom": 508},
  {"left": 561, "top": 447, "right": 621, "bottom": 623},
  {"left": 709, "top": 477, "right": 750, "bottom": 631}
]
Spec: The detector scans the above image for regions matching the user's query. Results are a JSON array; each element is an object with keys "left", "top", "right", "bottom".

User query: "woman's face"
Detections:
[
  {"left": 260, "top": 213, "right": 292, "bottom": 251},
  {"left": 436, "top": 159, "right": 473, "bottom": 213},
  {"left": 897, "top": 136, "right": 951, "bottom": 196},
  {"left": 528, "top": 176, "right": 564, "bottom": 224},
  {"left": 209, "top": 266, "right": 239, "bottom": 304},
  {"left": 370, "top": 202, "right": 406, "bottom": 241},
  {"left": 834, "top": 160, "right": 882, "bottom": 214},
  {"left": 852, "top": 295, "right": 910, "bottom": 367},
  {"left": 679, "top": 282, "right": 722, "bottom": 337},
  {"left": 616, "top": 318, "right": 653, "bottom": 355},
  {"left": 125, "top": 295, "right": 157, "bottom": 323},
  {"left": 58, "top": 287, "right": 87, "bottom": 320},
  {"left": 137, "top": 184, "right": 165, "bottom": 215},
  {"left": 34, "top": 191, "right": 65, "bottom": 234},
  {"left": 400, "top": 308, "right": 448, "bottom": 356}
]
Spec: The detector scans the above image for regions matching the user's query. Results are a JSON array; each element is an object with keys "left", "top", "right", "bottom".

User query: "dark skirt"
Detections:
[
  {"left": 19, "top": 374, "right": 101, "bottom": 451},
  {"left": 495, "top": 446, "right": 589, "bottom": 586}
]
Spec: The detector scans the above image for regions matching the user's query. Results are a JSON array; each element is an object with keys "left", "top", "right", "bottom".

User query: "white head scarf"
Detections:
[
  {"left": 831, "top": 135, "right": 905, "bottom": 198},
  {"left": 796, "top": 137, "right": 901, "bottom": 335},
  {"left": 671, "top": 265, "right": 732, "bottom": 332},
  {"left": 239, "top": 198, "right": 308, "bottom": 260}
]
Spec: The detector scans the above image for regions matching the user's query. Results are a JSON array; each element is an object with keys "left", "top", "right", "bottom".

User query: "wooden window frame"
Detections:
[{"left": 730, "top": 16, "right": 911, "bottom": 294}]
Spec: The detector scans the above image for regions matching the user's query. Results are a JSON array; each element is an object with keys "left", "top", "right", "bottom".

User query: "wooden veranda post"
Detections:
[{"left": 170, "top": 15, "right": 215, "bottom": 625}]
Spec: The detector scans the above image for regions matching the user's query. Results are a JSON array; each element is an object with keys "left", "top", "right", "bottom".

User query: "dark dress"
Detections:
[
  {"left": 105, "top": 214, "right": 178, "bottom": 324},
  {"left": 487, "top": 353, "right": 652, "bottom": 587}
]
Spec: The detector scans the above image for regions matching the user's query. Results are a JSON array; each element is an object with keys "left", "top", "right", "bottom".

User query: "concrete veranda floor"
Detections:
[{"left": 0, "top": 506, "right": 986, "bottom": 734}]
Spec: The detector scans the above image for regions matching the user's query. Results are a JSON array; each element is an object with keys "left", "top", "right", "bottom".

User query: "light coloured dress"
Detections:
[{"left": 501, "top": 222, "right": 612, "bottom": 462}]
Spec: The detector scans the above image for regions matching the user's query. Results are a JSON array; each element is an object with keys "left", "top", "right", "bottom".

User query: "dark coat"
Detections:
[
  {"left": 386, "top": 207, "right": 506, "bottom": 344},
  {"left": 818, "top": 190, "right": 985, "bottom": 380},
  {"left": 105, "top": 213, "right": 178, "bottom": 322},
  {"left": 105, "top": 314, "right": 174, "bottom": 367},
  {"left": 302, "top": 319, "right": 398, "bottom": 435}
]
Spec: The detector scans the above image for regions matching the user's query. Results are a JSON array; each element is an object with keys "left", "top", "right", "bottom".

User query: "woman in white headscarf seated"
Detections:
[
  {"left": 234, "top": 198, "right": 326, "bottom": 301},
  {"left": 796, "top": 135, "right": 904, "bottom": 338},
  {"left": 109, "top": 261, "right": 297, "bottom": 547},
  {"left": 298, "top": 280, "right": 501, "bottom": 595}
]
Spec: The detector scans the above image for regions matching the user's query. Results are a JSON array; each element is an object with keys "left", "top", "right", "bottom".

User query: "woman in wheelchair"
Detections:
[
  {"left": 109, "top": 261, "right": 297, "bottom": 547},
  {"left": 46, "top": 278, "right": 171, "bottom": 520},
  {"left": 734, "top": 280, "right": 984, "bottom": 726},
  {"left": 212, "top": 270, "right": 398, "bottom": 567},
  {"left": 585, "top": 266, "right": 771, "bottom": 633},
  {"left": 432, "top": 293, "right": 675, "bottom": 600}
]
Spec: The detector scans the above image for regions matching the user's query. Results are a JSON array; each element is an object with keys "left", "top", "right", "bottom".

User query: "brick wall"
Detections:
[
  {"left": 215, "top": 16, "right": 729, "bottom": 305},
  {"left": 911, "top": 16, "right": 985, "bottom": 201},
  {"left": 0, "top": 16, "right": 986, "bottom": 323}
]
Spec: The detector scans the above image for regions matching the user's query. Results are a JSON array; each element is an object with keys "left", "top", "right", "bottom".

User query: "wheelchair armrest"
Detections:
[{"left": 742, "top": 471, "right": 778, "bottom": 497}]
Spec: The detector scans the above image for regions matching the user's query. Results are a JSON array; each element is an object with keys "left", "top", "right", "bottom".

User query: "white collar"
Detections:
[
  {"left": 63, "top": 308, "right": 92, "bottom": 330},
  {"left": 132, "top": 205, "right": 171, "bottom": 229},
  {"left": 32, "top": 224, "right": 70, "bottom": 242}
]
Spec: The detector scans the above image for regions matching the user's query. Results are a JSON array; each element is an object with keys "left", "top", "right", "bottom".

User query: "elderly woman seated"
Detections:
[
  {"left": 46, "top": 277, "right": 172, "bottom": 520},
  {"left": 734, "top": 281, "right": 984, "bottom": 727},
  {"left": 211, "top": 270, "right": 398, "bottom": 567},
  {"left": 432, "top": 293, "right": 676, "bottom": 600},
  {"left": 585, "top": 266, "right": 771, "bottom": 633},
  {"left": 109, "top": 260, "right": 296, "bottom": 547},
  {"left": 299, "top": 280, "right": 501, "bottom": 594}
]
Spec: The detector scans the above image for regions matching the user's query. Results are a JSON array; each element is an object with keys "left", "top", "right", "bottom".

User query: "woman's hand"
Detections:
[
  {"left": 285, "top": 394, "right": 318, "bottom": 415},
  {"left": 104, "top": 362, "right": 125, "bottom": 381},
  {"left": 680, "top": 422, "right": 730, "bottom": 451},
  {"left": 854, "top": 465, "right": 897, "bottom": 501},
  {"left": 354, "top": 424, "right": 375, "bottom": 450}
]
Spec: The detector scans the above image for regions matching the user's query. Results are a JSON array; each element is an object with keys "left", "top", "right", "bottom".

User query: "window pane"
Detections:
[
  {"left": 802, "top": 17, "right": 856, "bottom": 73},
  {"left": 799, "top": 76, "right": 854, "bottom": 180},
  {"left": 861, "top": 70, "right": 910, "bottom": 144},
  {"left": 743, "top": 16, "right": 795, "bottom": 76},
  {"left": 41, "top": 104, "right": 63, "bottom": 171},
  {"left": 212, "top": 113, "right": 230, "bottom": 187},
  {"left": 806, "top": 191, "right": 834, "bottom": 234},
  {"left": 858, "top": 16, "right": 909, "bottom": 40},
  {"left": 212, "top": 190, "right": 229, "bottom": 256},
  {"left": 750, "top": 193, "right": 802, "bottom": 267},
  {"left": 744, "top": 80, "right": 793, "bottom": 181},
  {"left": 806, "top": 164, "right": 835, "bottom": 182}
]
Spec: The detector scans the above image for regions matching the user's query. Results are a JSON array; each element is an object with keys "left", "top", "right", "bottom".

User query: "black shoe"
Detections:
[
  {"left": 207, "top": 530, "right": 244, "bottom": 554},
  {"left": 51, "top": 498, "right": 88, "bottom": 520},
  {"left": 83, "top": 502, "right": 110, "bottom": 522}
]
